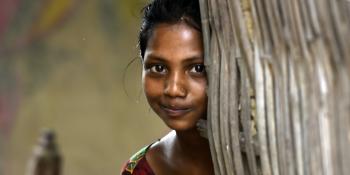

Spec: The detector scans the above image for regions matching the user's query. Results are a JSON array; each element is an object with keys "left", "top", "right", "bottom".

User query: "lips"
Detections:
[{"left": 160, "top": 104, "right": 192, "bottom": 117}]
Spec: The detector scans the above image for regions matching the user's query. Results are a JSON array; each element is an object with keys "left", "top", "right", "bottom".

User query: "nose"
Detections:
[{"left": 164, "top": 71, "right": 187, "bottom": 98}]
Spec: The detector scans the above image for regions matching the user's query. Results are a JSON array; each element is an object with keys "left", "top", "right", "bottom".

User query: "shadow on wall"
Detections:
[{"left": 0, "top": 0, "right": 168, "bottom": 174}]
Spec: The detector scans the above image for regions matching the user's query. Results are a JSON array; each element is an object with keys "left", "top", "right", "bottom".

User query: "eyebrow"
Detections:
[
  {"left": 146, "top": 53, "right": 203, "bottom": 64},
  {"left": 145, "top": 54, "right": 167, "bottom": 63}
]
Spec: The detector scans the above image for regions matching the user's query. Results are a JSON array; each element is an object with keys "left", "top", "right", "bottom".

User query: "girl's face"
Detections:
[{"left": 142, "top": 22, "right": 207, "bottom": 131}]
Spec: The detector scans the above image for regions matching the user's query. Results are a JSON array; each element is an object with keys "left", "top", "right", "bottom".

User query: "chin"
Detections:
[{"left": 164, "top": 119, "right": 197, "bottom": 131}]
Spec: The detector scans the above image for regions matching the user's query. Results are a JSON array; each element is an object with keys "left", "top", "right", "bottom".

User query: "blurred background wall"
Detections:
[{"left": 0, "top": 0, "right": 168, "bottom": 174}]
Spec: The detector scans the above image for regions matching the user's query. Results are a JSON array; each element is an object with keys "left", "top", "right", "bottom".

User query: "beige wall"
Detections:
[{"left": 3, "top": 0, "right": 168, "bottom": 174}]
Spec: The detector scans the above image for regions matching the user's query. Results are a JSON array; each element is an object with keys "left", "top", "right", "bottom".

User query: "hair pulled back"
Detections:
[{"left": 139, "top": 0, "right": 202, "bottom": 59}]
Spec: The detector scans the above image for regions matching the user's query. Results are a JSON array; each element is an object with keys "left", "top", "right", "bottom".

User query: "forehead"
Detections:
[{"left": 144, "top": 22, "right": 203, "bottom": 61}]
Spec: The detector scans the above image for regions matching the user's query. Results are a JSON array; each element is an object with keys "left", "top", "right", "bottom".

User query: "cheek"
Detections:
[
  {"left": 142, "top": 75, "right": 162, "bottom": 100},
  {"left": 189, "top": 79, "right": 208, "bottom": 105}
]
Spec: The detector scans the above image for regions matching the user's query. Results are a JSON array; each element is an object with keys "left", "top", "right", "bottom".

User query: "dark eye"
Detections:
[
  {"left": 150, "top": 64, "right": 166, "bottom": 74},
  {"left": 190, "top": 64, "right": 205, "bottom": 73}
]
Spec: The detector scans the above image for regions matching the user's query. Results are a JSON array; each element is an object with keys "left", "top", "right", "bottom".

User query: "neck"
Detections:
[
  {"left": 158, "top": 129, "right": 214, "bottom": 174},
  {"left": 174, "top": 128, "right": 212, "bottom": 161}
]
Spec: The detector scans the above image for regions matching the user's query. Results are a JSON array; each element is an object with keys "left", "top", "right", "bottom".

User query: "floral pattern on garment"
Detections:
[{"left": 121, "top": 145, "right": 155, "bottom": 175}]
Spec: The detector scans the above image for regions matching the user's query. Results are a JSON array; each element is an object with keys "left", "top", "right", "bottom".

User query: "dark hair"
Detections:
[{"left": 139, "top": 0, "right": 202, "bottom": 59}]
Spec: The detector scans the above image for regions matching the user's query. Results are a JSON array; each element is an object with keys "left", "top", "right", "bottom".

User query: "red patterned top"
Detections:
[{"left": 121, "top": 145, "right": 155, "bottom": 175}]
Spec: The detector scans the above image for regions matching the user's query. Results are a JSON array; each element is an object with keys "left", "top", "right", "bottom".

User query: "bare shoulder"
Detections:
[{"left": 145, "top": 131, "right": 176, "bottom": 174}]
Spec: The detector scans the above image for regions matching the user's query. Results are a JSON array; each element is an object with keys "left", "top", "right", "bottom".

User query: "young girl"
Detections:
[{"left": 121, "top": 0, "right": 214, "bottom": 174}]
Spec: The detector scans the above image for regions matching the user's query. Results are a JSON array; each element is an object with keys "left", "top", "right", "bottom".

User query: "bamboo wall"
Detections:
[{"left": 200, "top": 0, "right": 350, "bottom": 174}]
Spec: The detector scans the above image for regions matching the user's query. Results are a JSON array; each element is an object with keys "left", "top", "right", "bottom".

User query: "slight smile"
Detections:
[{"left": 160, "top": 105, "right": 192, "bottom": 117}]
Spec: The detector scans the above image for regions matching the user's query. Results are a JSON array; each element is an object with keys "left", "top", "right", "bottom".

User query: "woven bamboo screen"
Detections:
[{"left": 199, "top": 0, "right": 350, "bottom": 174}]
